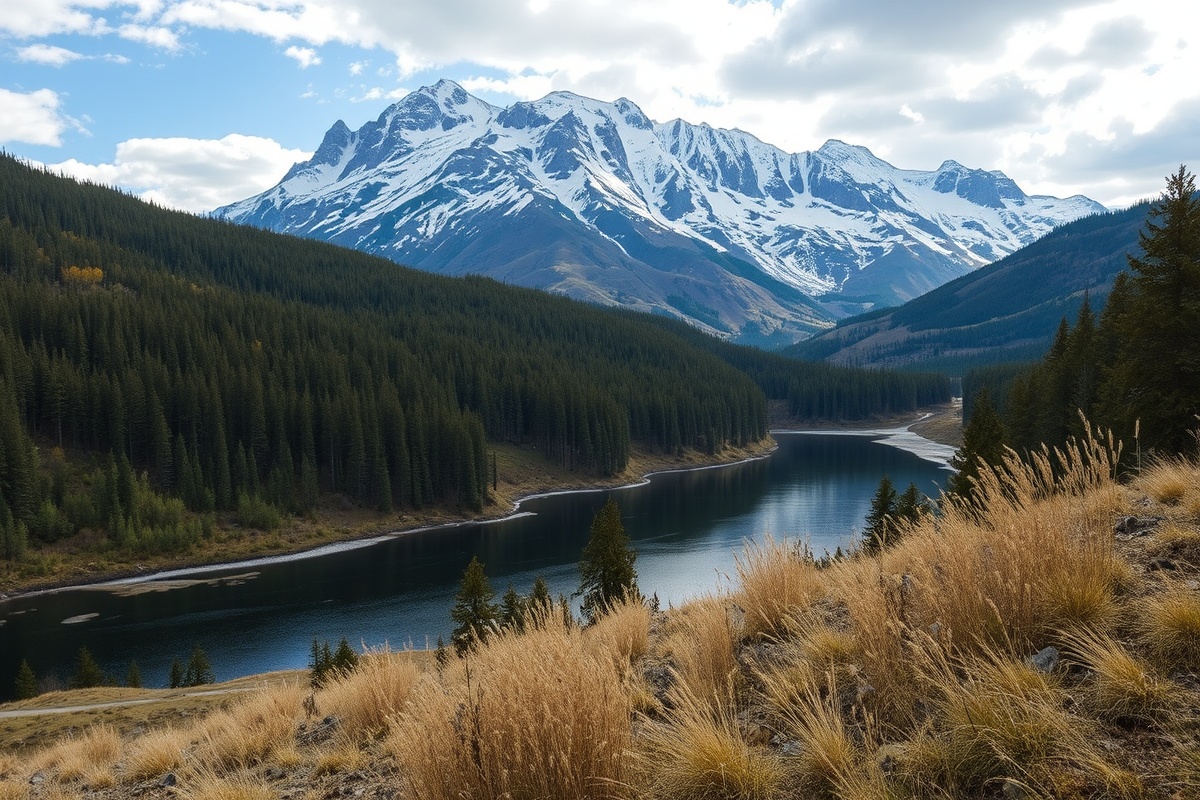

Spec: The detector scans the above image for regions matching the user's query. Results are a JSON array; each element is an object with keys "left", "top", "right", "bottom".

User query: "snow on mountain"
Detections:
[{"left": 215, "top": 80, "right": 1105, "bottom": 344}]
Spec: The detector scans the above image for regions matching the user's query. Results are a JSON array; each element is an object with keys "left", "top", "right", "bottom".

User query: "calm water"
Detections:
[{"left": 0, "top": 432, "right": 950, "bottom": 697}]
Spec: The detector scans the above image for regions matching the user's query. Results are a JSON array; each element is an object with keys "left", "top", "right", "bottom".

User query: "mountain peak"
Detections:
[{"left": 216, "top": 81, "right": 1105, "bottom": 342}]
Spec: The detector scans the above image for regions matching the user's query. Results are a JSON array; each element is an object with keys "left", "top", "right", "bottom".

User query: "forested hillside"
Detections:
[
  {"left": 790, "top": 202, "right": 1149, "bottom": 374},
  {"left": 0, "top": 155, "right": 947, "bottom": 572}
]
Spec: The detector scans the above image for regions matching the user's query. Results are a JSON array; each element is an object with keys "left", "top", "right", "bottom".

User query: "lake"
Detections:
[{"left": 0, "top": 430, "right": 953, "bottom": 697}]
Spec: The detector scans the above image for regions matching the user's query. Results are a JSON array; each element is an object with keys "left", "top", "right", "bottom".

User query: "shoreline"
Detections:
[{"left": 2, "top": 404, "right": 960, "bottom": 602}]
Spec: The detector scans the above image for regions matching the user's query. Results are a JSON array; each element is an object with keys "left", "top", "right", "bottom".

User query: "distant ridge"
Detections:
[
  {"left": 788, "top": 201, "right": 1150, "bottom": 373},
  {"left": 216, "top": 80, "right": 1104, "bottom": 345}
]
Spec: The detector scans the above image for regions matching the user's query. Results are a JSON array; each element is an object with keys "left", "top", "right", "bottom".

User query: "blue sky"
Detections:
[{"left": 2, "top": 1, "right": 1196, "bottom": 212}]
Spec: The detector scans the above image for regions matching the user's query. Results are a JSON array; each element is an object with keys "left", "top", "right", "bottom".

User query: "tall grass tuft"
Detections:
[
  {"left": 1138, "top": 584, "right": 1200, "bottom": 670},
  {"left": 315, "top": 648, "right": 421, "bottom": 740},
  {"left": 388, "top": 614, "right": 632, "bottom": 800},
  {"left": 123, "top": 727, "right": 192, "bottom": 780},
  {"left": 634, "top": 683, "right": 784, "bottom": 800},
  {"left": 661, "top": 595, "right": 740, "bottom": 702},
  {"left": 734, "top": 535, "right": 826, "bottom": 638},
  {"left": 584, "top": 593, "right": 651, "bottom": 669},
  {"left": 1063, "top": 629, "right": 1175, "bottom": 724},
  {"left": 194, "top": 684, "right": 306, "bottom": 770}
]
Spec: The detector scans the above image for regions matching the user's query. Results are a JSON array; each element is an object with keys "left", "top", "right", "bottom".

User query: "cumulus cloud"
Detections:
[
  {"left": 284, "top": 45, "right": 322, "bottom": 68},
  {"left": 0, "top": 87, "right": 78, "bottom": 146},
  {"left": 49, "top": 134, "right": 312, "bottom": 212}
]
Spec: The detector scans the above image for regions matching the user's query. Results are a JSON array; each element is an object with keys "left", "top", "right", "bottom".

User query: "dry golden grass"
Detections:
[
  {"left": 313, "top": 742, "right": 366, "bottom": 776},
  {"left": 122, "top": 727, "right": 192, "bottom": 780},
  {"left": 1063, "top": 629, "right": 1175, "bottom": 724},
  {"left": 734, "top": 535, "right": 826, "bottom": 638},
  {"left": 176, "top": 768, "right": 275, "bottom": 800},
  {"left": 25, "top": 723, "right": 123, "bottom": 783},
  {"left": 1138, "top": 584, "right": 1200, "bottom": 670},
  {"left": 387, "top": 615, "right": 632, "bottom": 800},
  {"left": 1135, "top": 456, "right": 1199, "bottom": 506},
  {"left": 193, "top": 684, "right": 305, "bottom": 770},
  {"left": 777, "top": 685, "right": 863, "bottom": 798},
  {"left": 634, "top": 685, "right": 785, "bottom": 800},
  {"left": 583, "top": 594, "right": 651, "bottom": 669},
  {"left": 314, "top": 648, "right": 421, "bottom": 740},
  {"left": 0, "top": 781, "right": 27, "bottom": 800},
  {"left": 661, "top": 595, "right": 740, "bottom": 702}
]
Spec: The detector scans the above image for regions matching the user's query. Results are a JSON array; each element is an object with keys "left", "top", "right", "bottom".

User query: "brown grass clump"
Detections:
[
  {"left": 0, "top": 780, "right": 27, "bottom": 800},
  {"left": 26, "top": 724, "right": 123, "bottom": 783},
  {"left": 1064, "top": 629, "right": 1175, "bottom": 724},
  {"left": 193, "top": 684, "right": 306, "bottom": 770},
  {"left": 661, "top": 595, "right": 740, "bottom": 702},
  {"left": 1138, "top": 584, "right": 1200, "bottom": 671},
  {"left": 634, "top": 685, "right": 785, "bottom": 800},
  {"left": 315, "top": 648, "right": 421, "bottom": 740},
  {"left": 734, "top": 535, "right": 826, "bottom": 638},
  {"left": 176, "top": 769, "right": 275, "bottom": 800},
  {"left": 776, "top": 686, "right": 864, "bottom": 798},
  {"left": 388, "top": 615, "right": 632, "bottom": 800},
  {"left": 878, "top": 646, "right": 1108, "bottom": 797},
  {"left": 583, "top": 594, "right": 651, "bottom": 668},
  {"left": 123, "top": 727, "right": 191, "bottom": 780},
  {"left": 1135, "top": 456, "right": 1198, "bottom": 506}
]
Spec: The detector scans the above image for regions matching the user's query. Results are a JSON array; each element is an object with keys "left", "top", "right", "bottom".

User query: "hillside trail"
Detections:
[{"left": 0, "top": 686, "right": 255, "bottom": 719}]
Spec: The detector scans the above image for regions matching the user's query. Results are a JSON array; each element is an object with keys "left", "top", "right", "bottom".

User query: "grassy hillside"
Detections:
[
  {"left": 790, "top": 203, "right": 1150, "bottom": 374},
  {"left": 4, "top": 430, "right": 1198, "bottom": 798}
]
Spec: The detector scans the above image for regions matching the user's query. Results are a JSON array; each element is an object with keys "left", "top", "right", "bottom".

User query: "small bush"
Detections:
[
  {"left": 236, "top": 494, "right": 281, "bottom": 532},
  {"left": 1139, "top": 586, "right": 1200, "bottom": 670},
  {"left": 1064, "top": 630, "right": 1174, "bottom": 725}
]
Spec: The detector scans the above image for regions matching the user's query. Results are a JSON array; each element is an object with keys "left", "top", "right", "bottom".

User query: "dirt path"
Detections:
[{"left": 0, "top": 687, "right": 256, "bottom": 719}]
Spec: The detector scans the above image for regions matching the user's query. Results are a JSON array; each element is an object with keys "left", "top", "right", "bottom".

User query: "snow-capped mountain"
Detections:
[{"left": 216, "top": 80, "right": 1104, "bottom": 344}]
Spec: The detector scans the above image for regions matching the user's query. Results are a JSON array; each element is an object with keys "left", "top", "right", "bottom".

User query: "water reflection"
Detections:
[{"left": 0, "top": 433, "right": 948, "bottom": 696}]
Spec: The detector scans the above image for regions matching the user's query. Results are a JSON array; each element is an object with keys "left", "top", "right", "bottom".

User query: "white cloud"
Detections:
[
  {"left": 284, "top": 45, "right": 322, "bottom": 68},
  {"left": 16, "top": 42, "right": 131, "bottom": 66},
  {"left": 0, "top": 88, "right": 76, "bottom": 146},
  {"left": 49, "top": 134, "right": 312, "bottom": 212},
  {"left": 349, "top": 59, "right": 366, "bottom": 76},
  {"left": 16, "top": 44, "right": 85, "bottom": 66},
  {"left": 0, "top": 0, "right": 113, "bottom": 38}
]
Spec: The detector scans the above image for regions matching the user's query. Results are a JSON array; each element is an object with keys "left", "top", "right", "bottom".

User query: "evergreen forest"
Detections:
[{"left": 0, "top": 154, "right": 946, "bottom": 566}]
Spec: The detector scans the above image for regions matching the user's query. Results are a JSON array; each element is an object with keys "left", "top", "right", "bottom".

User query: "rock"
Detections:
[
  {"left": 29, "top": 772, "right": 45, "bottom": 785},
  {"left": 1115, "top": 516, "right": 1162, "bottom": 536},
  {"left": 159, "top": 772, "right": 177, "bottom": 787},
  {"left": 1148, "top": 558, "right": 1179, "bottom": 572},
  {"left": 777, "top": 739, "right": 803, "bottom": 757},
  {"left": 264, "top": 767, "right": 286, "bottom": 781},
  {"left": 1185, "top": 580, "right": 1200, "bottom": 591},
  {"left": 1002, "top": 778, "right": 1028, "bottom": 799},
  {"left": 1029, "top": 646, "right": 1060, "bottom": 673}
]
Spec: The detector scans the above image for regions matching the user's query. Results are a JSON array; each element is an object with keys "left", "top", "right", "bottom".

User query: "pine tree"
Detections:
[
  {"left": 500, "top": 584, "right": 527, "bottom": 632},
  {"left": 450, "top": 555, "right": 498, "bottom": 654},
  {"left": 183, "top": 646, "right": 215, "bottom": 686},
  {"left": 862, "top": 476, "right": 897, "bottom": 554},
  {"left": 126, "top": 660, "right": 142, "bottom": 688},
  {"left": 332, "top": 638, "right": 359, "bottom": 674},
  {"left": 435, "top": 635, "right": 449, "bottom": 668},
  {"left": 947, "top": 388, "right": 1008, "bottom": 504},
  {"left": 1104, "top": 166, "right": 1200, "bottom": 453},
  {"left": 71, "top": 646, "right": 105, "bottom": 689},
  {"left": 169, "top": 657, "right": 184, "bottom": 689},
  {"left": 895, "top": 483, "right": 927, "bottom": 526},
  {"left": 14, "top": 659, "right": 37, "bottom": 699},
  {"left": 577, "top": 497, "right": 638, "bottom": 623},
  {"left": 528, "top": 576, "right": 553, "bottom": 627}
]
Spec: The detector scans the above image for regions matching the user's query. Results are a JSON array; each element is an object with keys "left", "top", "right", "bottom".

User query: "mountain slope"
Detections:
[
  {"left": 788, "top": 202, "right": 1150, "bottom": 372},
  {"left": 216, "top": 80, "right": 1103, "bottom": 344}
]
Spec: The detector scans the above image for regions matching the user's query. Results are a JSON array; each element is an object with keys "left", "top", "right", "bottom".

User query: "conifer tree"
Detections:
[
  {"left": 14, "top": 659, "right": 37, "bottom": 700},
  {"left": 183, "top": 646, "right": 215, "bottom": 686},
  {"left": 332, "top": 638, "right": 359, "bottom": 674},
  {"left": 862, "top": 476, "right": 897, "bottom": 554},
  {"left": 126, "top": 660, "right": 142, "bottom": 689},
  {"left": 450, "top": 555, "right": 498, "bottom": 654},
  {"left": 528, "top": 576, "right": 553, "bottom": 626},
  {"left": 1104, "top": 165, "right": 1200, "bottom": 452},
  {"left": 577, "top": 497, "right": 638, "bottom": 623},
  {"left": 947, "top": 388, "right": 1008, "bottom": 504},
  {"left": 500, "top": 585, "right": 527, "bottom": 632},
  {"left": 895, "top": 482, "right": 927, "bottom": 526},
  {"left": 71, "top": 646, "right": 105, "bottom": 689},
  {"left": 169, "top": 657, "right": 184, "bottom": 689}
]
